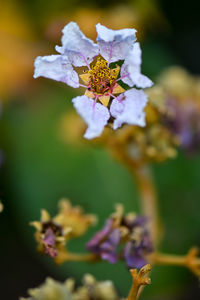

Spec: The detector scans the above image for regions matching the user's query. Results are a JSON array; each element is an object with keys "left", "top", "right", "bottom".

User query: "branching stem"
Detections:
[
  {"left": 126, "top": 264, "right": 152, "bottom": 300},
  {"left": 153, "top": 248, "right": 200, "bottom": 277}
]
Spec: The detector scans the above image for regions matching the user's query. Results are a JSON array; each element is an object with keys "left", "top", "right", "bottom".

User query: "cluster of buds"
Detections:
[
  {"left": 20, "top": 274, "right": 121, "bottom": 300},
  {"left": 87, "top": 204, "right": 153, "bottom": 269},
  {"left": 59, "top": 83, "right": 179, "bottom": 164},
  {"left": 157, "top": 67, "right": 200, "bottom": 153},
  {"left": 20, "top": 265, "right": 152, "bottom": 300},
  {"left": 94, "top": 92, "right": 178, "bottom": 164},
  {"left": 60, "top": 65, "right": 200, "bottom": 164},
  {"left": 31, "top": 199, "right": 96, "bottom": 259},
  {"left": 61, "top": 65, "right": 200, "bottom": 164},
  {"left": 97, "top": 66, "right": 200, "bottom": 163},
  {"left": 31, "top": 199, "right": 152, "bottom": 270}
]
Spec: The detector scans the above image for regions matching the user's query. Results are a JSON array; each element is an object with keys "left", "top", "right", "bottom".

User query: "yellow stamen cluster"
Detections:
[{"left": 85, "top": 57, "right": 118, "bottom": 94}]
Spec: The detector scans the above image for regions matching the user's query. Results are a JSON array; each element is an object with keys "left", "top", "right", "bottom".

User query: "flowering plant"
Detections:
[{"left": 18, "top": 22, "right": 200, "bottom": 300}]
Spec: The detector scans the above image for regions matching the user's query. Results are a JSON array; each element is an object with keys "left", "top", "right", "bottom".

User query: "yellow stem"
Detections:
[
  {"left": 153, "top": 248, "right": 200, "bottom": 276},
  {"left": 131, "top": 164, "right": 161, "bottom": 248},
  {"left": 127, "top": 280, "right": 140, "bottom": 300},
  {"left": 106, "top": 139, "right": 161, "bottom": 247},
  {"left": 154, "top": 253, "right": 188, "bottom": 265},
  {"left": 127, "top": 265, "right": 152, "bottom": 300},
  {"left": 55, "top": 251, "right": 99, "bottom": 264}
]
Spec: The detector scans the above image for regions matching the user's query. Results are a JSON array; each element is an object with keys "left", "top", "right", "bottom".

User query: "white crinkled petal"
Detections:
[
  {"left": 110, "top": 89, "right": 148, "bottom": 129},
  {"left": 132, "top": 72, "right": 153, "bottom": 89},
  {"left": 33, "top": 55, "right": 79, "bottom": 88},
  {"left": 120, "top": 63, "right": 134, "bottom": 87},
  {"left": 121, "top": 42, "right": 153, "bottom": 88},
  {"left": 72, "top": 95, "right": 110, "bottom": 139},
  {"left": 96, "top": 23, "right": 137, "bottom": 63},
  {"left": 55, "top": 22, "right": 99, "bottom": 67}
]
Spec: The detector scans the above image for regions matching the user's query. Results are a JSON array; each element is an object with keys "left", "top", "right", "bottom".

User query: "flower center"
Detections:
[
  {"left": 87, "top": 58, "right": 117, "bottom": 94},
  {"left": 80, "top": 57, "right": 125, "bottom": 106}
]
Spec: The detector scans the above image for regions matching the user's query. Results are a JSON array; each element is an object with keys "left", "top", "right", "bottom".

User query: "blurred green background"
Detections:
[{"left": 1, "top": 0, "right": 200, "bottom": 299}]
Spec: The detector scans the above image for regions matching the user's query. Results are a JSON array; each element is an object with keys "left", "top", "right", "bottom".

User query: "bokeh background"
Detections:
[{"left": 1, "top": 0, "right": 200, "bottom": 299}]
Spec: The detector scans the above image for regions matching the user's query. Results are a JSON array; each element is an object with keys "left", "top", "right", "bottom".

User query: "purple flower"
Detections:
[
  {"left": 40, "top": 221, "right": 63, "bottom": 258},
  {"left": 123, "top": 231, "right": 153, "bottom": 269},
  {"left": 31, "top": 200, "right": 96, "bottom": 260},
  {"left": 86, "top": 219, "right": 121, "bottom": 263},
  {"left": 86, "top": 219, "right": 113, "bottom": 252},
  {"left": 124, "top": 241, "right": 147, "bottom": 269},
  {"left": 100, "top": 229, "right": 121, "bottom": 263},
  {"left": 86, "top": 206, "right": 153, "bottom": 268},
  {"left": 34, "top": 22, "right": 153, "bottom": 139},
  {"left": 164, "top": 98, "right": 200, "bottom": 152},
  {"left": 122, "top": 215, "right": 147, "bottom": 230},
  {"left": 42, "top": 227, "right": 58, "bottom": 258}
]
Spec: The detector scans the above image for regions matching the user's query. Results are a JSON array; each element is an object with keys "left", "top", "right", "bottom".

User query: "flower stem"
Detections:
[
  {"left": 127, "top": 264, "right": 152, "bottom": 300},
  {"left": 131, "top": 164, "right": 162, "bottom": 248},
  {"left": 153, "top": 248, "right": 200, "bottom": 277},
  {"left": 104, "top": 138, "right": 161, "bottom": 247},
  {"left": 55, "top": 251, "right": 99, "bottom": 264}
]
